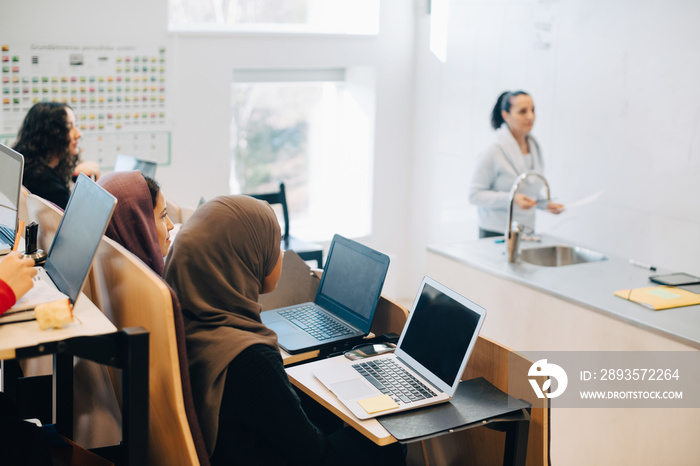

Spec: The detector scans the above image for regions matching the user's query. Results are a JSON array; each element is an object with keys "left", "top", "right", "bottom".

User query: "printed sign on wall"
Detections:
[{"left": 0, "top": 43, "right": 170, "bottom": 167}]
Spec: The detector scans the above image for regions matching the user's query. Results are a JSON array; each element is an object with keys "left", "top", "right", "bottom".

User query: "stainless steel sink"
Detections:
[{"left": 519, "top": 245, "right": 608, "bottom": 267}]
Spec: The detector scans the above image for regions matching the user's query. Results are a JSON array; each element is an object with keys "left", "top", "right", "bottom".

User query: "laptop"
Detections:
[
  {"left": 1, "top": 174, "right": 117, "bottom": 321},
  {"left": 261, "top": 234, "right": 390, "bottom": 355},
  {"left": 113, "top": 154, "right": 157, "bottom": 178},
  {"left": 314, "top": 276, "right": 486, "bottom": 420},
  {"left": 0, "top": 143, "right": 24, "bottom": 255}
]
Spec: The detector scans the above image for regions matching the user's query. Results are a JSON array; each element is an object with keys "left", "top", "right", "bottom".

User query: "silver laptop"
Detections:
[
  {"left": 1, "top": 174, "right": 116, "bottom": 321},
  {"left": 314, "top": 276, "right": 486, "bottom": 420},
  {"left": 0, "top": 143, "right": 23, "bottom": 255},
  {"left": 261, "top": 234, "right": 390, "bottom": 354},
  {"left": 114, "top": 154, "right": 157, "bottom": 178}
]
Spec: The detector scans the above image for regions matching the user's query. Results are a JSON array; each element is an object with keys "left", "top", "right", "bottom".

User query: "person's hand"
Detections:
[
  {"left": 514, "top": 193, "right": 537, "bottom": 210},
  {"left": 74, "top": 161, "right": 101, "bottom": 180},
  {"left": 0, "top": 252, "right": 37, "bottom": 301},
  {"left": 546, "top": 202, "right": 564, "bottom": 214}
]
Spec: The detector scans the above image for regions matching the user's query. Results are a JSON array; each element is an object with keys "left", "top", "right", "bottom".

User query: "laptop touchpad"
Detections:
[
  {"left": 331, "top": 379, "right": 374, "bottom": 400},
  {"left": 267, "top": 320, "right": 298, "bottom": 336}
]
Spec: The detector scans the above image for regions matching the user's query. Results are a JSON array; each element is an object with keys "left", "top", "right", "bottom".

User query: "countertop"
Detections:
[{"left": 428, "top": 234, "right": 700, "bottom": 349}]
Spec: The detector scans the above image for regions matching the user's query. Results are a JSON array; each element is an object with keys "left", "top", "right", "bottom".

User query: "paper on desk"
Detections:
[
  {"left": 5, "top": 279, "right": 68, "bottom": 313},
  {"left": 563, "top": 190, "right": 604, "bottom": 211},
  {"left": 0, "top": 309, "right": 35, "bottom": 325}
]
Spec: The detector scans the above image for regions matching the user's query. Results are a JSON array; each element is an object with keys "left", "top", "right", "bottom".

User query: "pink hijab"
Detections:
[
  {"left": 98, "top": 171, "right": 210, "bottom": 464},
  {"left": 97, "top": 171, "right": 164, "bottom": 275}
]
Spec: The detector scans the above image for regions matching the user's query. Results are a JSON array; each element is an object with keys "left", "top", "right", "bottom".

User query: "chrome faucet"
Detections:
[{"left": 506, "top": 171, "right": 551, "bottom": 263}]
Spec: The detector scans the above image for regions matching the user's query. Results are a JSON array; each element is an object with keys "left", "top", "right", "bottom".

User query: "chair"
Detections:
[
  {"left": 22, "top": 195, "right": 124, "bottom": 448},
  {"left": 89, "top": 236, "right": 210, "bottom": 466},
  {"left": 165, "top": 197, "right": 196, "bottom": 225},
  {"left": 248, "top": 182, "right": 324, "bottom": 268}
]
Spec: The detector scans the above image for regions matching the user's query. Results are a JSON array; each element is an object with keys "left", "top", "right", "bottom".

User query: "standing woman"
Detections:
[
  {"left": 469, "top": 91, "right": 563, "bottom": 237},
  {"left": 13, "top": 102, "right": 100, "bottom": 209}
]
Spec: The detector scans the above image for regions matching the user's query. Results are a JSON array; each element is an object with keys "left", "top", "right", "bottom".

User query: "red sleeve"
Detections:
[{"left": 0, "top": 279, "right": 17, "bottom": 316}]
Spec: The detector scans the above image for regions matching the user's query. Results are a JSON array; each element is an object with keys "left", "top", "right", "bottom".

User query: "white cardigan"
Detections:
[{"left": 469, "top": 124, "right": 547, "bottom": 234}]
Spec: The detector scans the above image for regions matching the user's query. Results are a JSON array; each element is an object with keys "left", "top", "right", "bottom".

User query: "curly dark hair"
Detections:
[{"left": 13, "top": 102, "right": 79, "bottom": 185}]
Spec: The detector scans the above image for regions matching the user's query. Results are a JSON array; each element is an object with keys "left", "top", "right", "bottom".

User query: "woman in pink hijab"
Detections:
[
  {"left": 97, "top": 170, "right": 174, "bottom": 274},
  {"left": 96, "top": 170, "right": 210, "bottom": 465}
]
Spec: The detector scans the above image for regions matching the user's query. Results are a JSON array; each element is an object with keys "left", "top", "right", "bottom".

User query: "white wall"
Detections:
[
  {"left": 10, "top": 0, "right": 695, "bottom": 302},
  {"left": 2, "top": 0, "right": 417, "bottom": 298},
  {"left": 410, "top": 0, "right": 700, "bottom": 292}
]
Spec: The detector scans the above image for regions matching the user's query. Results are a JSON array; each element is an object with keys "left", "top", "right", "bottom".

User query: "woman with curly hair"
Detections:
[{"left": 13, "top": 102, "right": 100, "bottom": 209}]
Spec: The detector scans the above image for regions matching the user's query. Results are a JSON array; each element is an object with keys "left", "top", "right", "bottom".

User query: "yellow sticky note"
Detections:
[{"left": 357, "top": 394, "right": 399, "bottom": 414}]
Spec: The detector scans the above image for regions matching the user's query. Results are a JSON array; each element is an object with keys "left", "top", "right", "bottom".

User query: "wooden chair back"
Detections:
[
  {"left": 369, "top": 295, "right": 409, "bottom": 337},
  {"left": 166, "top": 197, "right": 196, "bottom": 225},
  {"left": 90, "top": 236, "right": 209, "bottom": 466},
  {"left": 21, "top": 194, "right": 65, "bottom": 376},
  {"left": 25, "top": 193, "right": 63, "bottom": 252}
]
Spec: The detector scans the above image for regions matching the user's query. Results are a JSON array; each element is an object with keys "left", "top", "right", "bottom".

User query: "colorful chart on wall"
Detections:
[{"left": 0, "top": 42, "right": 170, "bottom": 167}]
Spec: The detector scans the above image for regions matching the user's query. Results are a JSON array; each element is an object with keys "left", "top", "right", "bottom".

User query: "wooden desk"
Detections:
[
  {"left": 271, "top": 253, "right": 538, "bottom": 464},
  {"left": 0, "top": 293, "right": 117, "bottom": 358},
  {"left": 286, "top": 357, "right": 395, "bottom": 446},
  {"left": 281, "top": 347, "right": 320, "bottom": 365},
  {"left": 0, "top": 295, "right": 149, "bottom": 466},
  {"left": 286, "top": 357, "right": 531, "bottom": 466}
]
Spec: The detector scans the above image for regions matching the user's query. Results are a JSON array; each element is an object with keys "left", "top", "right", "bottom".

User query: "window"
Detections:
[
  {"left": 231, "top": 68, "right": 375, "bottom": 241},
  {"left": 169, "top": 0, "right": 379, "bottom": 35}
]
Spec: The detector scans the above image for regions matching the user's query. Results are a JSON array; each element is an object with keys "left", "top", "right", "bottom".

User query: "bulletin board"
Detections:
[{"left": 0, "top": 42, "right": 170, "bottom": 167}]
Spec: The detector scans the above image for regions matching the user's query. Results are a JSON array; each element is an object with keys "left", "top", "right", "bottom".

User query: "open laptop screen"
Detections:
[
  {"left": 0, "top": 143, "right": 23, "bottom": 234},
  {"left": 315, "top": 235, "right": 390, "bottom": 332},
  {"left": 399, "top": 281, "right": 484, "bottom": 387},
  {"left": 114, "top": 154, "right": 157, "bottom": 178},
  {"left": 45, "top": 174, "right": 116, "bottom": 304}
]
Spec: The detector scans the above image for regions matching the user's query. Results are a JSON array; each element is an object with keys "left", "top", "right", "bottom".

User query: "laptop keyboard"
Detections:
[
  {"left": 280, "top": 305, "right": 355, "bottom": 341},
  {"left": 0, "top": 225, "right": 15, "bottom": 244},
  {"left": 352, "top": 358, "right": 437, "bottom": 405}
]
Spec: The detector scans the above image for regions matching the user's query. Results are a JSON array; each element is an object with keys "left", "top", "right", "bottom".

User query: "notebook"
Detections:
[
  {"left": 614, "top": 286, "right": 700, "bottom": 310},
  {"left": 0, "top": 174, "right": 116, "bottom": 323},
  {"left": 113, "top": 154, "right": 157, "bottom": 178},
  {"left": 314, "top": 276, "right": 486, "bottom": 420},
  {"left": 261, "top": 234, "right": 390, "bottom": 355},
  {"left": 0, "top": 143, "right": 24, "bottom": 255}
]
